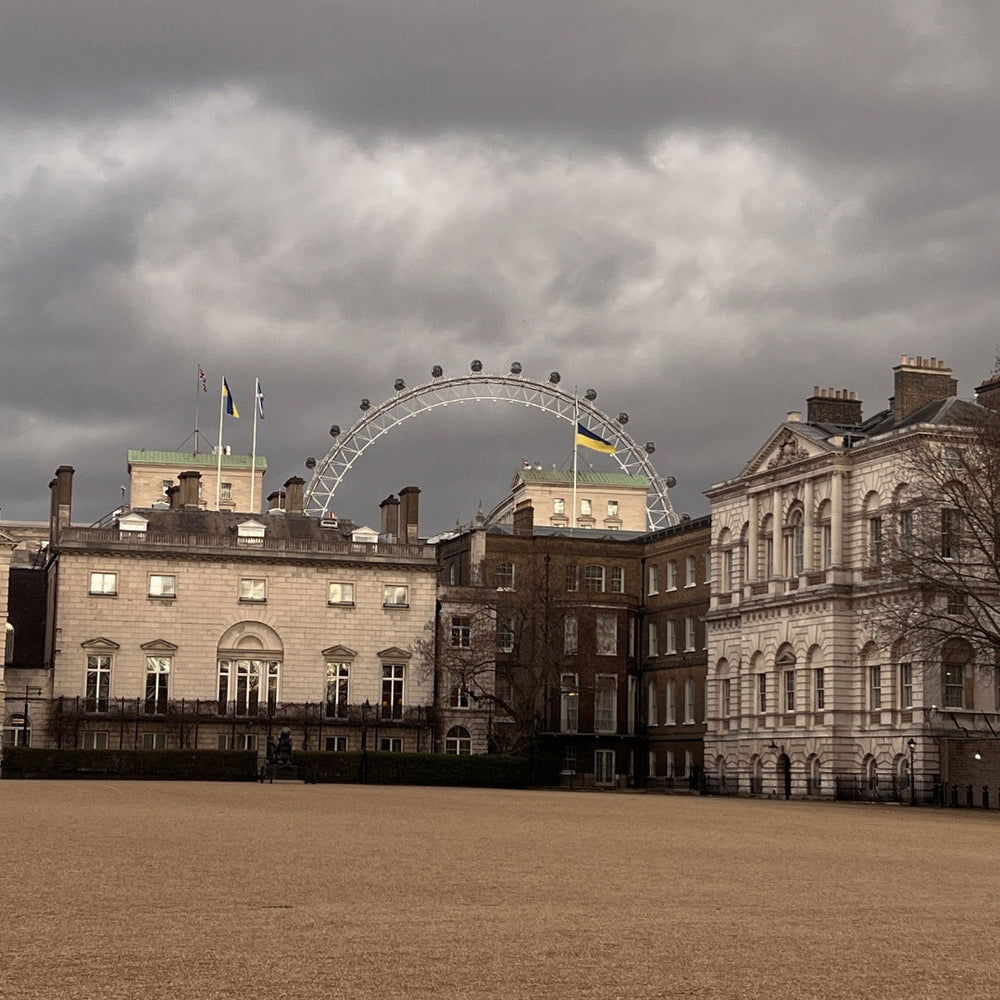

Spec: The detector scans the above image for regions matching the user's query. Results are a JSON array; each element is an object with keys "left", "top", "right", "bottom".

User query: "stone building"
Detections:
[
  {"left": 26, "top": 462, "right": 440, "bottom": 756},
  {"left": 640, "top": 515, "right": 711, "bottom": 787},
  {"left": 704, "top": 355, "right": 1000, "bottom": 798}
]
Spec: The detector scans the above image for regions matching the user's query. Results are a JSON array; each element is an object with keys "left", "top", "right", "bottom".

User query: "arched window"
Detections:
[
  {"left": 784, "top": 506, "right": 804, "bottom": 577},
  {"left": 445, "top": 726, "right": 472, "bottom": 755}
]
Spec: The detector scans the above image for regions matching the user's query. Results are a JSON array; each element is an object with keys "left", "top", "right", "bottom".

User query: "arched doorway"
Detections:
[{"left": 777, "top": 753, "right": 791, "bottom": 799}]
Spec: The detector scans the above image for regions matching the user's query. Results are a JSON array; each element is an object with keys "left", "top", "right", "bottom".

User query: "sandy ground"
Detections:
[{"left": 0, "top": 783, "right": 998, "bottom": 1000}]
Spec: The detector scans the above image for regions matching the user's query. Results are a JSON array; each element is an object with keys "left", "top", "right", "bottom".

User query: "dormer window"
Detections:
[
  {"left": 118, "top": 512, "right": 148, "bottom": 535},
  {"left": 236, "top": 519, "right": 265, "bottom": 546}
]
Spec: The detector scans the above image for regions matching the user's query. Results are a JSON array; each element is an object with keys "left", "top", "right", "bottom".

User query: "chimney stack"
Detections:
[
  {"left": 48, "top": 465, "right": 74, "bottom": 547},
  {"left": 806, "top": 387, "right": 863, "bottom": 426},
  {"left": 380, "top": 494, "right": 400, "bottom": 541},
  {"left": 178, "top": 470, "right": 202, "bottom": 509},
  {"left": 513, "top": 500, "right": 535, "bottom": 537},
  {"left": 398, "top": 486, "right": 420, "bottom": 544},
  {"left": 167, "top": 485, "right": 182, "bottom": 510},
  {"left": 890, "top": 355, "right": 957, "bottom": 421},
  {"left": 975, "top": 373, "right": 1000, "bottom": 411},
  {"left": 284, "top": 477, "right": 305, "bottom": 515},
  {"left": 267, "top": 490, "right": 286, "bottom": 512}
]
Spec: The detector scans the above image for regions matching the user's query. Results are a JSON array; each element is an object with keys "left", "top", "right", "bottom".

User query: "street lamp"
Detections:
[
  {"left": 907, "top": 737, "right": 916, "bottom": 805},
  {"left": 22, "top": 685, "right": 42, "bottom": 747}
]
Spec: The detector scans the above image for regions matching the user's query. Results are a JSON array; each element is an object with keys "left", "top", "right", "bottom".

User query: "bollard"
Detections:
[
  {"left": 951, "top": 784, "right": 959, "bottom": 807},
  {"left": 966, "top": 784, "right": 974, "bottom": 808},
  {"left": 983, "top": 786, "right": 990, "bottom": 810}
]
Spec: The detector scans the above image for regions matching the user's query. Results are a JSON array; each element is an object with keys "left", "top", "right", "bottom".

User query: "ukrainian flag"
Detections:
[
  {"left": 223, "top": 377, "right": 240, "bottom": 418},
  {"left": 576, "top": 423, "right": 615, "bottom": 454}
]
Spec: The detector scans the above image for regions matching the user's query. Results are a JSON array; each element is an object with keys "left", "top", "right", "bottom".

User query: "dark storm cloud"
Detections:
[{"left": 3, "top": 2, "right": 1000, "bottom": 531}]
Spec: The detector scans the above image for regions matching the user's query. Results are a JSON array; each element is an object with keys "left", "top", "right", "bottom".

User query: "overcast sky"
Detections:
[{"left": 3, "top": 2, "right": 999, "bottom": 533}]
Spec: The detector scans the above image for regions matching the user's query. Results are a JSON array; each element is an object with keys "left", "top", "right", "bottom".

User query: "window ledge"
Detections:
[
  {"left": 328, "top": 601, "right": 355, "bottom": 607},
  {"left": 148, "top": 594, "right": 176, "bottom": 601},
  {"left": 383, "top": 603, "right": 410, "bottom": 610},
  {"left": 239, "top": 597, "right": 266, "bottom": 603},
  {"left": 89, "top": 592, "right": 117, "bottom": 598}
]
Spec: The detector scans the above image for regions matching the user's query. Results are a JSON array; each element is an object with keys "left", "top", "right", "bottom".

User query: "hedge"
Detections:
[
  {"left": 1, "top": 747, "right": 259, "bottom": 781},
  {"left": 295, "top": 750, "right": 534, "bottom": 788}
]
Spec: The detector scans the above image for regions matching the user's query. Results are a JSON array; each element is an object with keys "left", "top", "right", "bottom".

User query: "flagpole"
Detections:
[
  {"left": 572, "top": 388, "right": 579, "bottom": 531},
  {"left": 250, "top": 378, "right": 260, "bottom": 515},
  {"left": 194, "top": 365, "right": 201, "bottom": 456},
  {"left": 216, "top": 376, "right": 226, "bottom": 509}
]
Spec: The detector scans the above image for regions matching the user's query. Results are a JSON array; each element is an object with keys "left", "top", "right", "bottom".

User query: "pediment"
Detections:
[
  {"left": 0, "top": 528, "right": 20, "bottom": 548},
  {"left": 322, "top": 644, "right": 357, "bottom": 659},
  {"left": 140, "top": 639, "right": 179, "bottom": 653},
  {"left": 81, "top": 637, "right": 120, "bottom": 651},
  {"left": 377, "top": 646, "right": 411, "bottom": 660},
  {"left": 741, "top": 425, "right": 825, "bottom": 478}
]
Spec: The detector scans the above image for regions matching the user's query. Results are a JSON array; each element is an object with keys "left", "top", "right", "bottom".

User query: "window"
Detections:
[
  {"left": 944, "top": 447, "right": 962, "bottom": 469},
  {"left": 595, "top": 749, "right": 616, "bottom": 786},
  {"left": 325, "top": 661, "right": 350, "bottom": 718},
  {"left": 596, "top": 613, "right": 617, "bottom": 656},
  {"left": 722, "top": 549, "right": 734, "bottom": 592},
  {"left": 383, "top": 584, "right": 409, "bottom": 607},
  {"left": 683, "top": 750, "right": 693, "bottom": 779},
  {"left": 944, "top": 662, "right": 964, "bottom": 707},
  {"left": 721, "top": 678, "right": 732, "bottom": 718},
  {"left": 2, "top": 716, "right": 30, "bottom": 747},
  {"left": 595, "top": 675, "right": 618, "bottom": 732},
  {"left": 239, "top": 578, "right": 266, "bottom": 602},
  {"left": 609, "top": 566, "right": 624, "bottom": 593},
  {"left": 761, "top": 514, "right": 774, "bottom": 576},
  {"left": 647, "top": 678, "right": 657, "bottom": 725},
  {"left": 381, "top": 664, "right": 405, "bottom": 718},
  {"left": 445, "top": 726, "right": 472, "bottom": 755},
  {"left": 565, "top": 564, "right": 579, "bottom": 592},
  {"left": 648, "top": 564, "right": 659, "bottom": 595},
  {"left": 784, "top": 670, "right": 795, "bottom": 713},
  {"left": 684, "top": 616, "right": 696, "bottom": 652},
  {"left": 449, "top": 673, "right": 471, "bottom": 709},
  {"left": 553, "top": 497, "right": 565, "bottom": 515},
  {"left": 757, "top": 674, "right": 767, "bottom": 714},
  {"left": 686, "top": 555, "right": 697, "bottom": 587},
  {"left": 900, "top": 662, "right": 913, "bottom": 709},
  {"left": 560, "top": 673, "right": 579, "bottom": 732},
  {"left": 497, "top": 615, "right": 515, "bottom": 653},
  {"left": 647, "top": 622, "right": 658, "bottom": 657},
  {"left": 665, "top": 620, "right": 677, "bottom": 655},
  {"left": 86, "top": 654, "right": 112, "bottom": 712},
  {"left": 562, "top": 746, "right": 577, "bottom": 774},
  {"left": 584, "top": 564, "right": 605, "bottom": 592},
  {"left": 684, "top": 677, "right": 695, "bottom": 724},
  {"left": 868, "top": 516, "right": 883, "bottom": 567},
  {"left": 785, "top": 510, "right": 804, "bottom": 576},
  {"left": 941, "top": 508, "right": 960, "bottom": 559},
  {"left": 494, "top": 561, "right": 515, "bottom": 591},
  {"left": 379, "top": 737, "right": 403, "bottom": 753},
  {"left": 814, "top": 668, "right": 825, "bottom": 711},
  {"left": 89, "top": 572, "right": 117, "bottom": 596},
  {"left": 161, "top": 479, "right": 173, "bottom": 496},
  {"left": 218, "top": 659, "right": 279, "bottom": 715},
  {"left": 149, "top": 574, "right": 176, "bottom": 598},
  {"left": 144, "top": 656, "right": 171, "bottom": 714},
  {"left": 818, "top": 501, "right": 832, "bottom": 569},
  {"left": 82, "top": 731, "right": 109, "bottom": 750},
  {"left": 607, "top": 500, "right": 619, "bottom": 517},
  {"left": 450, "top": 616, "right": 472, "bottom": 648},
  {"left": 220, "top": 482, "right": 233, "bottom": 501},
  {"left": 141, "top": 732, "right": 167, "bottom": 750},
  {"left": 325, "top": 736, "right": 349, "bottom": 752},
  {"left": 899, "top": 509, "right": 915, "bottom": 555},
  {"left": 494, "top": 674, "right": 513, "bottom": 715},
  {"left": 218, "top": 733, "right": 257, "bottom": 751},
  {"left": 564, "top": 615, "right": 578, "bottom": 655},
  {"left": 870, "top": 666, "right": 882, "bottom": 710},
  {"left": 580, "top": 498, "right": 592, "bottom": 516},
  {"left": 666, "top": 560, "right": 677, "bottom": 591},
  {"left": 328, "top": 582, "right": 355, "bottom": 605},
  {"left": 665, "top": 749, "right": 675, "bottom": 778},
  {"left": 666, "top": 679, "right": 676, "bottom": 725}
]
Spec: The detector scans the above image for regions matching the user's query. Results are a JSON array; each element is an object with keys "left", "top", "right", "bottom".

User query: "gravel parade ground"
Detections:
[{"left": 1, "top": 782, "right": 998, "bottom": 999}]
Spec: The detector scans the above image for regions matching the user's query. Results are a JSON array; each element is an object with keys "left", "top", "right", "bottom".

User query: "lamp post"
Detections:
[
  {"left": 22, "top": 685, "right": 42, "bottom": 747},
  {"left": 907, "top": 737, "right": 916, "bottom": 805}
]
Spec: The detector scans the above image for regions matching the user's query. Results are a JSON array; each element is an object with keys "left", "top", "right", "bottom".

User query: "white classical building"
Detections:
[{"left": 705, "top": 356, "right": 1000, "bottom": 799}]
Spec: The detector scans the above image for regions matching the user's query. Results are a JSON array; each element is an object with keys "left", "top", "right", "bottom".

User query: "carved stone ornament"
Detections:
[{"left": 766, "top": 430, "right": 810, "bottom": 469}]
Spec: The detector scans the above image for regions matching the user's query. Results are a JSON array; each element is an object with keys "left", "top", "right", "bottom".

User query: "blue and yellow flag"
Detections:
[
  {"left": 223, "top": 377, "right": 240, "bottom": 418},
  {"left": 576, "top": 423, "right": 615, "bottom": 454}
]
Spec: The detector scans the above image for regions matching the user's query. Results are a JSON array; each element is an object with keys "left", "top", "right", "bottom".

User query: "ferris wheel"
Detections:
[{"left": 303, "top": 361, "right": 679, "bottom": 531}]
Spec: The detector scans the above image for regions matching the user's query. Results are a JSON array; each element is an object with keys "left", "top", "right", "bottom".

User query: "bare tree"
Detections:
[{"left": 870, "top": 404, "right": 1000, "bottom": 674}]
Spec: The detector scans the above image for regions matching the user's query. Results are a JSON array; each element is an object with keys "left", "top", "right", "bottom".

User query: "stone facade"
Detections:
[
  {"left": 704, "top": 357, "right": 1000, "bottom": 798},
  {"left": 127, "top": 450, "right": 267, "bottom": 514}
]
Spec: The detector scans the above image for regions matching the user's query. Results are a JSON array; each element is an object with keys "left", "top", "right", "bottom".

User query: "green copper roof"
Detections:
[
  {"left": 127, "top": 450, "right": 267, "bottom": 470},
  {"left": 517, "top": 469, "right": 648, "bottom": 488}
]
